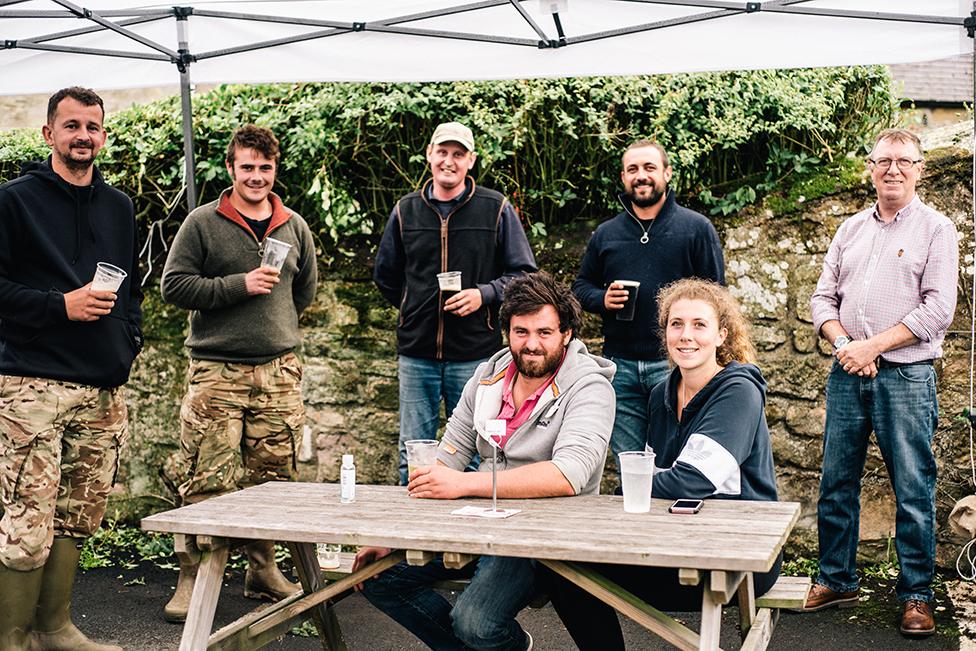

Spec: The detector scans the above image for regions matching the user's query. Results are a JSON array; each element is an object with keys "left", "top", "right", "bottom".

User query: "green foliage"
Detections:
[
  {"left": 79, "top": 518, "right": 175, "bottom": 570},
  {"left": 0, "top": 69, "right": 893, "bottom": 268}
]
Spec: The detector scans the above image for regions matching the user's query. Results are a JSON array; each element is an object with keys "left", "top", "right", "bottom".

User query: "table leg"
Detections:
[
  {"left": 178, "top": 543, "right": 229, "bottom": 651},
  {"left": 288, "top": 542, "right": 347, "bottom": 651},
  {"left": 737, "top": 574, "right": 756, "bottom": 639},
  {"left": 699, "top": 583, "right": 723, "bottom": 651}
]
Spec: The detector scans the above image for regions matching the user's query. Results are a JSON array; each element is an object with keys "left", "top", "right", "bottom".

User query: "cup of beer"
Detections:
[
  {"left": 614, "top": 280, "right": 641, "bottom": 322},
  {"left": 405, "top": 439, "right": 440, "bottom": 478},
  {"left": 260, "top": 237, "right": 292, "bottom": 271}
]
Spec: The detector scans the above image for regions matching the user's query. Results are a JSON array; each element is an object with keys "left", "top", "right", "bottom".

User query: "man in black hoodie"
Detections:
[
  {"left": 0, "top": 87, "right": 140, "bottom": 651},
  {"left": 573, "top": 140, "right": 724, "bottom": 466}
]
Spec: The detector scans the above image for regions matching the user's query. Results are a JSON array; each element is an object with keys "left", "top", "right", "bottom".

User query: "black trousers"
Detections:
[{"left": 537, "top": 553, "right": 782, "bottom": 651}]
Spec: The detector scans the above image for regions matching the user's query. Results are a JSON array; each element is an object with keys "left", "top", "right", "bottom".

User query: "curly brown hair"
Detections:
[
  {"left": 656, "top": 278, "right": 756, "bottom": 366},
  {"left": 499, "top": 272, "right": 582, "bottom": 338},
  {"left": 226, "top": 124, "right": 280, "bottom": 165}
]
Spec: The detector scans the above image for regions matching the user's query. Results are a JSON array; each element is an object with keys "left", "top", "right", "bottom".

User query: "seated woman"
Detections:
[{"left": 539, "top": 277, "right": 780, "bottom": 650}]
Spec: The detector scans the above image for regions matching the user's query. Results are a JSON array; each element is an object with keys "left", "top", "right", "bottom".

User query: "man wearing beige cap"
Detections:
[{"left": 374, "top": 121, "right": 537, "bottom": 485}]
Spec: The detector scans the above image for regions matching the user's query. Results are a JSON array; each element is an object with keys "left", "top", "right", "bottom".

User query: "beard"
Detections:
[
  {"left": 628, "top": 180, "right": 667, "bottom": 208},
  {"left": 513, "top": 345, "right": 564, "bottom": 379},
  {"left": 57, "top": 141, "right": 96, "bottom": 172}
]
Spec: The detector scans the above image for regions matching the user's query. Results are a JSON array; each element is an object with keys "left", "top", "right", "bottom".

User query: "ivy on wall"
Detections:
[{"left": 0, "top": 68, "right": 893, "bottom": 266}]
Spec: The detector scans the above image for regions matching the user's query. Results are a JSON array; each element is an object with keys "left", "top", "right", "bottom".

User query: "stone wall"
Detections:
[{"left": 117, "top": 146, "right": 975, "bottom": 566}]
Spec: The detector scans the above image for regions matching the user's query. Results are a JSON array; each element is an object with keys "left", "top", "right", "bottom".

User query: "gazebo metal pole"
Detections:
[{"left": 175, "top": 7, "right": 197, "bottom": 211}]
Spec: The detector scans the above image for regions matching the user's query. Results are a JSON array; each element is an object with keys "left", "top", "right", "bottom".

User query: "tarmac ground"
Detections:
[{"left": 68, "top": 554, "right": 964, "bottom": 650}]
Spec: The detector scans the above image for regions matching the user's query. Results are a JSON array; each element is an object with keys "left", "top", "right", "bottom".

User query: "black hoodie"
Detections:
[
  {"left": 0, "top": 158, "right": 142, "bottom": 388},
  {"left": 648, "top": 362, "right": 778, "bottom": 502}
]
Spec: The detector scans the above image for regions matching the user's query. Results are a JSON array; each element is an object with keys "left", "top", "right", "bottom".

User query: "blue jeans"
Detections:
[
  {"left": 360, "top": 556, "right": 536, "bottom": 651},
  {"left": 816, "top": 360, "right": 938, "bottom": 602},
  {"left": 398, "top": 355, "right": 485, "bottom": 485},
  {"left": 608, "top": 357, "right": 670, "bottom": 464}
]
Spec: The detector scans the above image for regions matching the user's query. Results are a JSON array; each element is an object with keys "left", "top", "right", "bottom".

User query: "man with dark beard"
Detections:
[
  {"left": 353, "top": 272, "right": 615, "bottom": 651},
  {"left": 573, "top": 140, "right": 724, "bottom": 466}
]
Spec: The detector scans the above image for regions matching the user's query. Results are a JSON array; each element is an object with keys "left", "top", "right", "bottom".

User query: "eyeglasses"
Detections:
[{"left": 868, "top": 157, "right": 923, "bottom": 171}]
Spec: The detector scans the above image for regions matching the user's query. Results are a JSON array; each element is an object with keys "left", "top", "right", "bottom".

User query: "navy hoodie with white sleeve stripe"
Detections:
[{"left": 648, "top": 362, "right": 778, "bottom": 502}]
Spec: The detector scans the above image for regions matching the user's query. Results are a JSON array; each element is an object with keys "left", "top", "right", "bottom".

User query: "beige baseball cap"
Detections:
[{"left": 430, "top": 121, "right": 475, "bottom": 151}]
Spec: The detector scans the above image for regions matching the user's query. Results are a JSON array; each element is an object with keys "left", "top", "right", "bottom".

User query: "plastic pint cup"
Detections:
[
  {"left": 437, "top": 271, "right": 462, "bottom": 301},
  {"left": 614, "top": 280, "right": 640, "bottom": 322},
  {"left": 619, "top": 450, "right": 655, "bottom": 513},
  {"left": 316, "top": 543, "right": 341, "bottom": 569},
  {"left": 90, "top": 262, "right": 127, "bottom": 292},
  {"left": 260, "top": 237, "right": 292, "bottom": 271},
  {"left": 405, "top": 439, "right": 440, "bottom": 477}
]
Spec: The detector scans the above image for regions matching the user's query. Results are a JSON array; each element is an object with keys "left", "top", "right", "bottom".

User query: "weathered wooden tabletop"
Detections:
[{"left": 142, "top": 482, "right": 798, "bottom": 573}]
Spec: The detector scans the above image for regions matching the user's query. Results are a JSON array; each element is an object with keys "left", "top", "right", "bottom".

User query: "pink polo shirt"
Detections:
[{"left": 494, "top": 352, "right": 565, "bottom": 449}]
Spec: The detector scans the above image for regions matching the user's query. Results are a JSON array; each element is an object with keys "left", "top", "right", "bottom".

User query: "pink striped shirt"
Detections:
[
  {"left": 810, "top": 195, "right": 958, "bottom": 363},
  {"left": 494, "top": 353, "right": 564, "bottom": 449}
]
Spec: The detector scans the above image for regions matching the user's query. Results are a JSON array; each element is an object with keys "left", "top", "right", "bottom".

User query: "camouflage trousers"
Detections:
[
  {"left": 0, "top": 376, "right": 127, "bottom": 571},
  {"left": 178, "top": 352, "right": 305, "bottom": 505}
]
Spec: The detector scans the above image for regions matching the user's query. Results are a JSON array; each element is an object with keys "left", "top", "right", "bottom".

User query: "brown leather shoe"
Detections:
[
  {"left": 796, "top": 583, "right": 859, "bottom": 612},
  {"left": 900, "top": 599, "right": 935, "bottom": 637}
]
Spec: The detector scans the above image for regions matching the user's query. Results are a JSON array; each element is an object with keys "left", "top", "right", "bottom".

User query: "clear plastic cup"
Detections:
[
  {"left": 405, "top": 439, "right": 440, "bottom": 477},
  {"left": 260, "top": 237, "right": 292, "bottom": 271},
  {"left": 90, "top": 262, "right": 127, "bottom": 292},
  {"left": 436, "top": 271, "right": 462, "bottom": 292},
  {"left": 317, "top": 543, "right": 341, "bottom": 569},
  {"left": 619, "top": 450, "right": 656, "bottom": 513}
]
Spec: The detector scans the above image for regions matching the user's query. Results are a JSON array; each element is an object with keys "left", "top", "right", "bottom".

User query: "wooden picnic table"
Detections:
[{"left": 141, "top": 482, "right": 800, "bottom": 651}]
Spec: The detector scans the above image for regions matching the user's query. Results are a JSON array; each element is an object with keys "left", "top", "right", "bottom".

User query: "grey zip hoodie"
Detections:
[{"left": 436, "top": 338, "right": 616, "bottom": 495}]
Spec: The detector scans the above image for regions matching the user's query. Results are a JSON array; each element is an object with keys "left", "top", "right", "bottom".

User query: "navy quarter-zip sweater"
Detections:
[
  {"left": 573, "top": 191, "right": 724, "bottom": 360},
  {"left": 0, "top": 159, "right": 143, "bottom": 388},
  {"left": 648, "top": 362, "right": 778, "bottom": 502}
]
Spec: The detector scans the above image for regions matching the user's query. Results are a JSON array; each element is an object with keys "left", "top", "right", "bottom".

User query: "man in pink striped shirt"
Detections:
[
  {"left": 805, "top": 128, "right": 958, "bottom": 636},
  {"left": 353, "top": 272, "right": 615, "bottom": 651}
]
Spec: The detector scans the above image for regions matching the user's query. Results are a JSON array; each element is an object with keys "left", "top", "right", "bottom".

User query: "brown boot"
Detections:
[
  {"left": 162, "top": 552, "right": 198, "bottom": 623},
  {"left": 899, "top": 599, "right": 935, "bottom": 637},
  {"left": 243, "top": 540, "right": 301, "bottom": 601},
  {"left": 796, "top": 583, "right": 859, "bottom": 612},
  {"left": 31, "top": 537, "right": 122, "bottom": 651}
]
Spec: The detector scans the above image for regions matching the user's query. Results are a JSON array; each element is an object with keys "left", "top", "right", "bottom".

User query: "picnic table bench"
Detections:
[{"left": 142, "top": 482, "right": 802, "bottom": 651}]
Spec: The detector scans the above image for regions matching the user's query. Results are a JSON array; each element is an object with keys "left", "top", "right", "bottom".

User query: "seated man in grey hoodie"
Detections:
[{"left": 353, "top": 271, "right": 615, "bottom": 651}]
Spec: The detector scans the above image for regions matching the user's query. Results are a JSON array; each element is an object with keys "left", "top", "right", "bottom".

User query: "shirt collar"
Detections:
[{"left": 871, "top": 194, "right": 920, "bottom": 224}]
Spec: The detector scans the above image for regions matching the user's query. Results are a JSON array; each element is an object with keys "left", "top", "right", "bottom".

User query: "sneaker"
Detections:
[
  {"left": 900, "top": 599, "right": 935, "bottom": 637},
  {"left": 795, "top": 583, "right": 859, "bottom": 612},
  {"left": 524, "top": 630, "right": 533, "bottom": 651}
]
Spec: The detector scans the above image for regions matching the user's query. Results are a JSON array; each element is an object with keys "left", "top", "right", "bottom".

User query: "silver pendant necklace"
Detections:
[{"left": 631, "top": 215, "right": 652, "bottom": 244}]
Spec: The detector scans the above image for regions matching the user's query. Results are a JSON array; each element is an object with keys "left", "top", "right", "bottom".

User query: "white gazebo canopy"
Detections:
[{"left": 0, "top": 0, "right": 971, "bottom": 206}]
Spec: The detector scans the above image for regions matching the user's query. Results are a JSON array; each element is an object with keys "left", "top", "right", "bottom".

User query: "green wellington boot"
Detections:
[
  {"left": 162, "top": 551, "right": 197, "bottom": 623},
  {"left": 243, "top": 540, "right": 302, "bottom": 601},
  {"left": 30, "top": 537, "right": 122, "bottom": 651},
  {"left": 0, "top": 563, "right": 43, "bottom": 651}
]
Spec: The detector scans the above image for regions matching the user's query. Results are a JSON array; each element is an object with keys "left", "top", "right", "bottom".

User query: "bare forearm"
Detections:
[
  {"left": 462, "top": 461, "right": 575, "bottom": 498},
  {"left": 819, "top": 319, "right": 849, "bottom": 343},
  {"left": 866, "top": 323, "right": 918, "bottom": 356}
]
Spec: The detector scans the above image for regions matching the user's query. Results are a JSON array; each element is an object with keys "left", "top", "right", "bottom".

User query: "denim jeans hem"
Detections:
[
  {"left": 897, "top": 592, "right": 933, "bottom": 603},
  {"left": 815, "top": 576, "right": 859, "bottom": 594}
]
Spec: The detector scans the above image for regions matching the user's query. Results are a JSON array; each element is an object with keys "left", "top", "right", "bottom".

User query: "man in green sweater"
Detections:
[{"left": 160, "top": 125, "right": 318, "bottom": 622}]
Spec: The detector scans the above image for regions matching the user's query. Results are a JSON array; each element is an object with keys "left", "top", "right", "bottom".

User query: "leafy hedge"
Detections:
[{"left": 0, "top": 68, "right": 893, "bottom": 266}]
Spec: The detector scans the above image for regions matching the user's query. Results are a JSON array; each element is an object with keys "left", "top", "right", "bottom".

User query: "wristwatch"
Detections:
[{"left": 833, "top": 335, "right": 851, "bottom": 350}]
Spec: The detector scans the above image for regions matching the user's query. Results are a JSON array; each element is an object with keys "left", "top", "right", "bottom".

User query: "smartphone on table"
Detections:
[{"left": 668, "top": 499, "right": 704, "bottom": 514}]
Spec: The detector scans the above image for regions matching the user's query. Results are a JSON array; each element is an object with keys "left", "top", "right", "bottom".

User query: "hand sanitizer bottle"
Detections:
[{"left": 340, "top": 454, "right": 356, "bottom": 503}]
